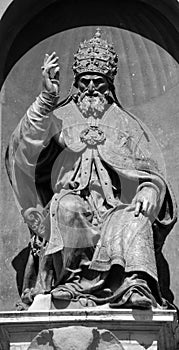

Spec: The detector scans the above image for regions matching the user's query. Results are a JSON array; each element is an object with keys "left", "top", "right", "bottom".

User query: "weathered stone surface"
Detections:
[
  {"left": 0, "top": 309, "right": 177, "bottom": 349},
  {"left": 0, "top": 0, "right": 179, "bottom": 313},
  {"left": 0, "top": 326, "right": 9, "bottom": 350},
  {"left": 28, "top": 326, "right": 124, "bottom": 350}
]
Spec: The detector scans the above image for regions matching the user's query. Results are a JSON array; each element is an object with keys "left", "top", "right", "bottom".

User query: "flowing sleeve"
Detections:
[
  {"left": 6, "top": 91, "right": 62, "bottom": 211},
  {"left": 127, "top": 112, "right": 177, "bottom": 240}
]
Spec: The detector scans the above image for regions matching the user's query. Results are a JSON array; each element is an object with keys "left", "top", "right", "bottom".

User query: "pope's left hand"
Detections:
[{"left": 132, "top": 187, "right": 158, "bottom": 217}]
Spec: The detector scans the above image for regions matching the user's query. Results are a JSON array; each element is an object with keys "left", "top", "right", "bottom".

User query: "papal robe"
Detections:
[{"left": 6, "top": 91, "right": 177, "bottom": 308}]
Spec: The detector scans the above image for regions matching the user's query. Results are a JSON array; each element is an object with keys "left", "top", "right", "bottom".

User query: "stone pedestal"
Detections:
[{"left": 0, "top": 308, "right": 178, "bottom": 350}]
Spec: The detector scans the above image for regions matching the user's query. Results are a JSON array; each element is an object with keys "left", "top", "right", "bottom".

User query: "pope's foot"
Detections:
[
  {"left": 51, "top": 287, "right": 72, "bottom": 300},
  {"left": 125, "top": 292, "right": 152, "bottom": 309}
]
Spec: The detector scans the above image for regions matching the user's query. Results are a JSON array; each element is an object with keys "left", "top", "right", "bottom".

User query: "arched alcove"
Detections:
[
  {"left": 0, "top": 0, "right": 179, "bottom": 87},
  {"left": 0, "top": 0, "right": 179, "bottom": 310}
]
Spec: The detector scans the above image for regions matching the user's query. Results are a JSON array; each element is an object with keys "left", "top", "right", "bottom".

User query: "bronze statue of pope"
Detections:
[{"left": 6, "top": 29, "right": 177, "bottom": 310}]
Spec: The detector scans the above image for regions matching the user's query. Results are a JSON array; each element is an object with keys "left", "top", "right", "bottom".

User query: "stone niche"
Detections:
[
  {"left": 0, "top": 1, "right": 179, "bottom": 350},
  {"left": 1, "top": 0, "right": 179, "bottom": 313}
]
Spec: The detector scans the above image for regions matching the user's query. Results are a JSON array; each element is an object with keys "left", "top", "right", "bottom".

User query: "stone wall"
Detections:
[{"left": 0, "top": 0, "right": 179, "bottom": 311}]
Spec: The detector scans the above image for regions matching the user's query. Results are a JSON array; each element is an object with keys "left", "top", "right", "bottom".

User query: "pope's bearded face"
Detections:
[{"left": 76, "top": 74, "right": 110, "bottom": 117}]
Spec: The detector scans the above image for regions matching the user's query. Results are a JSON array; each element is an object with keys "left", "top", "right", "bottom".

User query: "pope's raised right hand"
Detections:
[{"left": 41, "top": 52, "right": 60, "bottom": 95}]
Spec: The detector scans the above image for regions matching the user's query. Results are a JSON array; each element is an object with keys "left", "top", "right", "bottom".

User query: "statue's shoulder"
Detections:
[
  {"left": 53, "top": 100, "right": 75, "bottom": 120},
  {"left": 108, "top": 103, "right": 141, "bottom": 130},
  {"left": 113, "top": 103, "right": 150, "bottom": 134},
  {"left": 112, "top": 103, "right": 137, "bottom": 123},
  {"left": 53, "top": 99, "right": 85, "bottom": 127}
]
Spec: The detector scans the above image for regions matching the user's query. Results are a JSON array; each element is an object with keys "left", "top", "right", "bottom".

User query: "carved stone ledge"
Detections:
[{"left": 0, "top": 308, "right": 178, "bottom": 350}]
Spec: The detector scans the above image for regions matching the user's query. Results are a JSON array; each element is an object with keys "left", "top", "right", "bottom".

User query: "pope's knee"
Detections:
[{"left": 59, "top": 195, "right": 83, "bottom": 217}]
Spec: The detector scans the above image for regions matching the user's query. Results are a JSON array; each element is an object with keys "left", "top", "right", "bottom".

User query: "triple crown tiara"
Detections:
[{"left": 72, "top": 28, "right": 118, "bottom": 82}]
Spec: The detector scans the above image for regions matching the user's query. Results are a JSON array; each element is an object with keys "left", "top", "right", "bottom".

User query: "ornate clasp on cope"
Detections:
[{"left": 80, "top": 126, "right": 106, "bottom": 146}]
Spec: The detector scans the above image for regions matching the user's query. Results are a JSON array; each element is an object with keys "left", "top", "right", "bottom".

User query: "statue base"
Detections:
[{"left": 0, "top": 307, "right": 178, "bottom": 349}]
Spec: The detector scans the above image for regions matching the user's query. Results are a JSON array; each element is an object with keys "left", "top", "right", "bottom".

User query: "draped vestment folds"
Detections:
[{"left": 6, "top": 94, "right": 177, "bottom": 308}]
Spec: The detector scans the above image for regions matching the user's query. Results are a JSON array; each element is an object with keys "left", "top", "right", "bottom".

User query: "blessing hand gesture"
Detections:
[{"left": 41, "top": 52, "right": 60, "bottom": 95}]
